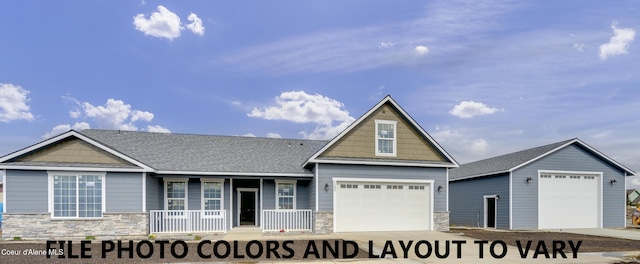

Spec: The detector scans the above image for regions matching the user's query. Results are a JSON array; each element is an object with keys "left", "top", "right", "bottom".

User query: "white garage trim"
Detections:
[
  {"left": 332, "top": 177, "right": 434, "bottom": 232},
  {"left": 537, "top": 170, "right": 603, "bottom": 229}
]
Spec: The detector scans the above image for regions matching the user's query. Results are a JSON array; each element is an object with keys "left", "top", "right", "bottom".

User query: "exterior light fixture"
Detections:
[
  {"left": 526, "top": 177, "right": 533, "bottom": 184},
  {"left": 437, "top": 185, "right": 444, "bottom": 192},
  {"left": 610, "top": 179, "right": 617, "bottom": 185},
  {"left": 324, "top": 183, "right": 330, "bottom": 192}
]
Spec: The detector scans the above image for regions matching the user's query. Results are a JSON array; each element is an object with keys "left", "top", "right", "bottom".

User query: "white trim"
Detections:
[
  {"left": 309, "top": 159, "right": 457, "bottom": 168},
  {"left": 163, "top": 178, "right": 189, "bottom": 210},
  {"left": 229, "top": 178, "right": 233, "bottom": 230},
  {"left": 332, "top": 177, "right": 435, "bottom": 231},
  {"left": 315, "top": 163, "right": 319, "bottom": 211},
  {"left": 155, "top": 170, "right": 313, "bottom": 177},
  {"left": 237, "top": 187, "right": 259, "bottom": 226},
  {"left": 0, "top": 165, "right": 147, "bottom": 172},
  {"left": 142, "top": 172, "right": 146, "bottom": 212},
  {"left": 200, "top": 179, "right": 224, "bottom": 211},
  {"left": 48, "top": 171, "right": 107, "bottom": 219},
  {"left": 303, "top": 96, "right": 459, "bottom": 167},
  {"left": 260, "top": 179, "right": 264, "bottom": 227},
  {"left": 508, "top": 171, "right": 513, "bottom": 230},
  {"left": 0, "top": 130, "right": 153, "bottom": 171},
  {"left": 2, "top": 169, "right": 5, "bottom": 212},
  {"left": 537, "top": 170, "right": 603, "bottom": 229},
  {"left": 275, "top": 180, "right": 297, "bottom": 210},
  {"left": 445, "top": 168, "right": 449, "bottom": 212},
  {"left": 374, "top": 120, "right": 397, "bottom": 157},
  {"left": 483, "top": 195, "right": 499, "bottom": 228}
]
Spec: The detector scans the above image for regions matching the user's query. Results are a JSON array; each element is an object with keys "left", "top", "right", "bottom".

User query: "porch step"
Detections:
[{"left": 224, "top": 226, "right": 262, "bottom": 240}]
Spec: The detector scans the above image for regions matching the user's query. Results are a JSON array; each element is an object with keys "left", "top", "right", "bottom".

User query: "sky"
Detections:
[{"left": 0, "top": 1, "right": 639, "bottom": 189}]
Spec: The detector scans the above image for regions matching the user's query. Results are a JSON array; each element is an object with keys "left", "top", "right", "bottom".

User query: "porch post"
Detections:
[
  {"left": 260, "top": 179, "right": 263, "bottom": 228},
  {"left": 230, "top": 178, "right": 233, "bottom": 230}
]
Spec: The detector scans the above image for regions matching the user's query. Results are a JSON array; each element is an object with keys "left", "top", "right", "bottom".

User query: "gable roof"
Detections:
[
  {"left": 304, "top": 95, "right": 458, "bottom": 168},
  {"left": 450, "top": 138, "right": 635, "bottom": 181},
  {"left": 80, "top": 129, "right": 327, "bottom": 175}
]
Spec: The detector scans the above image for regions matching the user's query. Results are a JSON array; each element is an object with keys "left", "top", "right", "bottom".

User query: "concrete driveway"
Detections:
[
  {"left": 323, "top": 230, "right": 626, "bottom": 263},
  {"left": 549, "top": 228, "right": 640, "bottom": 240}
]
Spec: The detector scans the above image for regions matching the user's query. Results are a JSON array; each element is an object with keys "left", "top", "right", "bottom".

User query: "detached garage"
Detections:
[{"left": 449, "top": 138, "right": 634, "bottom": 230}]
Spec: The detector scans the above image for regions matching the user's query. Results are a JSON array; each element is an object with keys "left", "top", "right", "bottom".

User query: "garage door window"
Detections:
[{"left": 276, "top": 181, "right": 296, "bottom": 210}]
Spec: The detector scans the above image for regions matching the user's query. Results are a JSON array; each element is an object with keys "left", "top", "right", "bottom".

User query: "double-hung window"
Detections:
[
  {"left": 276, "top": 180, "right": 296, "bottom": 210},
  {"left": 375, "top": 120, "right": 397, "bottom": 156},
  {"left": 201, "top": 180, "right": 224, "bottom": 217},
  {"left": 50, "top": 172, "right": 104, "bottom": 219},
  {"left": 165, "top": 180, "right": 187, "bottom": 211}
]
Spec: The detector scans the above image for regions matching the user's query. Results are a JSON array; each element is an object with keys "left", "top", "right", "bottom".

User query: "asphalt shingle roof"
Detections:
[
  {"left": 80, "top": 129, "right": 328, "bottom": 174},
  {"left": 450, "top": 139, "right": 575, "bottom": 180}
]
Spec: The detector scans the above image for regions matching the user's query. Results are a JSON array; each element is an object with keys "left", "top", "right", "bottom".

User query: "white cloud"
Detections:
[
  {"left": 379, "top": 42, "right": 395, "bottom": 49},
  {"left": 133, "top": 5, "right": 183, "bottom": 40},
  {"left": 450, "top": 101, "right": 501, "bottom": 118},
  {"left": 0, "top": 83, "right": 35, "bottom": 122},
  {"left": 599, "top": 22, "right": 635, "bottom": 60},
  {"left": 249, "top": 91, "right": 355, "bottom": 140},
  {"left": 415, "top": 45, "right": 429, "bottom": 55},
  {"left": 146, "top": 125, "right": 171, "bottom": 133},
  {"left": 470, "top": 138, "right": 489, "bottom": 155},
  {"left": 131, "top": 110, "right": 154, "bottom": 122},
  {"left": 242, "top": 133, "right": 256, "bottom": 137},
  {"left": 43, "top": 122, "right": 90, "bottom": 139},
  {"left": 572, "top": 42, "right": 585, "bottom": 52},
  {"left": 266, "top": 133, "right": 282, "bottom": 138},
  {"left": 186, "top": 13, "right": 205, "bottom": 36}
]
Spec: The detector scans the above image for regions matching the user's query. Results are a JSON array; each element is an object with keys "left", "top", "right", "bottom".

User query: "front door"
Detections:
[{"left": 240, "top": 191, "right": 256, "bottom": 225}]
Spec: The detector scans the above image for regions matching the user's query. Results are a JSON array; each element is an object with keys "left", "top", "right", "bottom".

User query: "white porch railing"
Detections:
[
  {"left": 149, "top": 210, "right": 226, "bottom": 233},
  {"left": 262, "top": 209, "right": 313, "bottom": 232}
]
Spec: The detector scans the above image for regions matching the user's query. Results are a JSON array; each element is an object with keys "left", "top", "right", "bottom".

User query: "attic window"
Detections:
[{"left": 375, "top": 120, "right": 397, "bottom": 156}]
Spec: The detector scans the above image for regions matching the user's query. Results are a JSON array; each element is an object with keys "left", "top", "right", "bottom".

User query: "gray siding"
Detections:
[
  {"left": 317, "top": 164, "right": 448, "bottom": 212},
  {"left": 512, "top": 144, "right": 627, "bottom": 229},
  {"left": 262, "top": 180, "right": 276, "bottom": 210},
  {"left": 449, "top": 173, "right": 510, "bottom": 229},
  {"left": 5, "top": 170, "right": 48, "bottom": 213},
  {"left": 145, "top": 174, "right": 163, "bottom": 210},
  {"left": 309, "top": 169, "right": 316, "bottom": 210},
  {"left": 188, "top": 179, "right": 200, "bottom": 210},
  {"left": 296, "top": 180, "right": 310, "bottom": 210},
  {"left": 106, "top": 172, "right": 143, "bottom": 212}
]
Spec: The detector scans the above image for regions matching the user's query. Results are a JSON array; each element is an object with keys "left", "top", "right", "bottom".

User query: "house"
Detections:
[
  {"left": 628, "top": 189, "right": 640, "bottom": 205},
  {"left": 0, "top": 95, "right": 458, "bottom": 239},
  {"left": 449, "top": 139, "right": 635, "bottom": 230}
]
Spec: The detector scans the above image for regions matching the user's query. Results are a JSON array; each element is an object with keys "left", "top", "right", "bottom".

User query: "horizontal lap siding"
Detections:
[
  {"left": 449, "top": 173, "right": 509, "bottom": 229},
  {"left": 512, "top": 144, "right": 627, "bottom": 229},
  {"left": 146, "top": 175, "right": 163, "bottom": 210},
  {"left": 188, "top": 179, "right": 201, "bottom": 210},
  {"left": 317, "top": 164, "right": 447, "bottom": 211},
  {"left": 106, "top": 172, "right": 143, "bottom": 212},
  {"left": 5, "top": 170, "right": 48, "bottom": 213},
  {"left": 262, "top": 180, "right": 275, "bottom": 210},
  {"left": 296, "top": 180, "right": 310, "bottom": 210}
]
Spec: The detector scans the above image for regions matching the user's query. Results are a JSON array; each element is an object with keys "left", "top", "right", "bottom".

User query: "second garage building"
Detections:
[{"left": 449, "top": 138, "right": 635, "bottom": 230}]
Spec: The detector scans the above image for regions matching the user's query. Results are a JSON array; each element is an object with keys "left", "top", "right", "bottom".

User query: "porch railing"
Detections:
[
  {"left": 262, "top": 209, "right": 313, "bottom": 232},
  {"left": 149, "top": 210, "right": 226, "bottom": 233}
]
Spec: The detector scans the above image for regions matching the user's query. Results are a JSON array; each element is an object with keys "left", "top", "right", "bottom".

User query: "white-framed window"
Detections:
[
  {"left": 201, "top": 180, "right": 224, "bottom": 217},
  {"left": 276, "top": 180, "right": 296, "bottom": 210},
  {"left": 164, "top": 179, "right": 188, "bottom": 211},
  {"left": 49, "top": 172, "right": 105, "bottom": 219},
  {"left": 375, "top": 120, "right": 397, "bottom": 156}
]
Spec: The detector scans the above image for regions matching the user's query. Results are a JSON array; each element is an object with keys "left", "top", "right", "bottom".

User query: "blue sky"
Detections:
[{"left": 0, "top": 1, "right": 639, "bottom": 188}]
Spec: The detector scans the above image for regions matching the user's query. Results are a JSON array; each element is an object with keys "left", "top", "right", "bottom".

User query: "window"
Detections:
[
  {"left": 202, "top": 181, "right": 223, "bottom": 210},
  {"left": 50, "top": 172, "right": 104, "bottom": 218},
  {"left": 375, "top": 120, "right": 397, "bottom": 156},
  {"left": 165, "top": 180, "right": 187, "bottom": 210},
  {"left": 276, "top": 181, "right": 296, "bottom": 210}
]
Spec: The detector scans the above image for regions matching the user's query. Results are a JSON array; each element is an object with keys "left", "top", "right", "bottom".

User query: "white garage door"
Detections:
[
  {"left": 538, "top": 173, "right": 601, "bottom": 229},
  {"left": 334, "top": 181, "right": 431, "bottom": 232}
]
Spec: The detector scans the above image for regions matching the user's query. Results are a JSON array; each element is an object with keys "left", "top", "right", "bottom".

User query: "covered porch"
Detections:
[{"left": 146, "top": 176, "right": 313, "bottom": 233}]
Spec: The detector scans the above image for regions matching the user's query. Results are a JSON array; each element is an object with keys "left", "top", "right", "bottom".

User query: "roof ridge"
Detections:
[{"left": 81, "top": 129, "right": 328, "bottom": 142}]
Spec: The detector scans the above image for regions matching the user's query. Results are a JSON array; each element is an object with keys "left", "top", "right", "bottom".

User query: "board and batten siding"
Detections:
[
  {"left": 5, "top": 170, "right": 48, "bottom": 213},
  {"left": 105, "top": 172, "right": 143, "bottom": 212},
  {"left": 449, "top": 173, "right": 509, "bottom": 229},
  {"left": 317, "top": 164, "right": 447, "bottom": 212},
  {"left": 511, "top": 144, "right": 627, "bottom": 229}
]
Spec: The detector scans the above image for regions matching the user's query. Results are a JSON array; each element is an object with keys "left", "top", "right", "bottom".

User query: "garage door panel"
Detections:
[
  {"left": 538, "top": 174, "right": 600, "bottom": 229},
  {"left": 335, "top": 181, "right": 431, "bottom": 232}
]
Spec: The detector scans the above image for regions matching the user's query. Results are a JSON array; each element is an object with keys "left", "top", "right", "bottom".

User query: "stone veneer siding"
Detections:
[
  {"left": 2, "top": 213, "right": 148, "bottom": 240},
  {"left": 314, "top": 211, "right": 333, "bottom": 234},
  {"left": 434, "top": 211, "right": 450, "bottom": 231}
]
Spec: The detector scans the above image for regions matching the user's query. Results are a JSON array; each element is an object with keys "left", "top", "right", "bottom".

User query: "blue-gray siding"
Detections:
[
  {"left": 449, "top": 173, "right": 509, "bottom": 229},
  {"left": 105, "top": 172, "right": 143, "bottom": 212},
  {"left": 512, "top": 144, "right": 627, "bottom": 229},
  {"left": 317, "top": 164, "right": 448, "bottom": 212},
  {"left": 5, "top": 170, "right": 48, "bottom": 213},
  {"left": 145, "top": 174, "right": 163, "bottom": 210}
]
